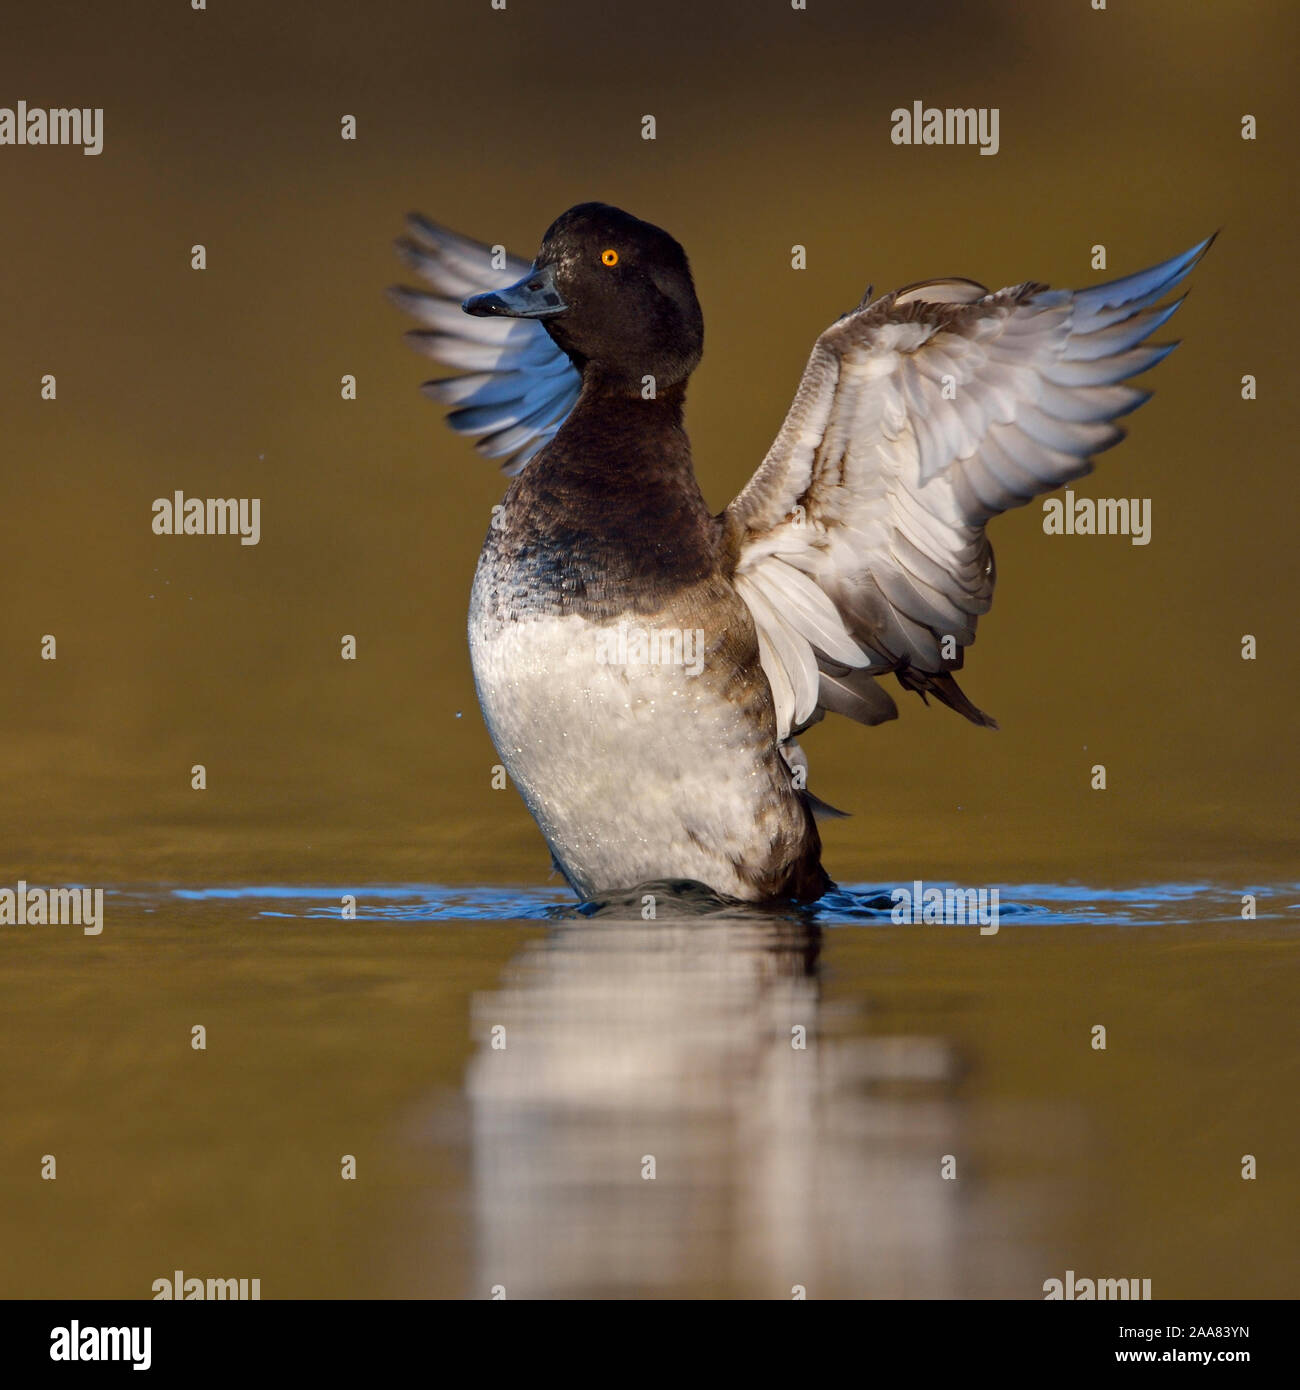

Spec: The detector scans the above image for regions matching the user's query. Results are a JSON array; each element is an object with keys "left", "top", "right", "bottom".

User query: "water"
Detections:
[
  {"left": 3, "top": 881, "right": 1295, "bottom": 1299},
  {"left": 164, "top": 879, "right": 1294, "bottom": 925}
]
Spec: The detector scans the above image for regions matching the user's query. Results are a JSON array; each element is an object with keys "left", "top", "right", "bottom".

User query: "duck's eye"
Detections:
[{"left": 600, "top": 249, "right": 619, "bottom": 267}]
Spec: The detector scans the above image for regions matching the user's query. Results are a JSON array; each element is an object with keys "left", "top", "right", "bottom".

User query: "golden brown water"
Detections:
[
  {"left": 2, "top": 886, "right": 1295, "bottom": 1299},
  {"left": 1, "top": 0, "right": 1296, "bottom": 1299}
]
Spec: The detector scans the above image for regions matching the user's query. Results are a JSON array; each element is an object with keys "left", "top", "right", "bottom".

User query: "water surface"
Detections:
[{"left": 3, "top": 881, "right": 1294, "bottom": 1299}]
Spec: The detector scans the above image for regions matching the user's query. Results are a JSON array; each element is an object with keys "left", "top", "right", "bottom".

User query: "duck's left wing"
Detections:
[
  {"left": 723, "top": 238, "right": 1213, "bottom": 742},
  {"left": 389, "top": 215, "right": 581, "bottom": 476}
]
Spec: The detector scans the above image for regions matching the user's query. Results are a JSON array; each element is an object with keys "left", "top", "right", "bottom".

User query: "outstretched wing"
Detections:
[
  {"left": 388, "top": 215, "right": 581, "bottom": 475},
  {"left": 723, "top": 237, "right": 1213, "bottom": 743}
]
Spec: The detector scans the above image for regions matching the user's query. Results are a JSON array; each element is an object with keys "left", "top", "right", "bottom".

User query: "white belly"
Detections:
[{"left": 469, "top": 610, "right": 782, "bottom": 898}]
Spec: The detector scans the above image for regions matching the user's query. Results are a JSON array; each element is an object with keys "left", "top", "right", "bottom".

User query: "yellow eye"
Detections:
[{"left": 601, "top": 248, "right": 619, "bottom": 267}]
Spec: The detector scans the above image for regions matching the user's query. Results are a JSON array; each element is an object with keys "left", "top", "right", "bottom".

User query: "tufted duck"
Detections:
[{"left": 391, "top": 203, "right": 1211, "bottom": 902}]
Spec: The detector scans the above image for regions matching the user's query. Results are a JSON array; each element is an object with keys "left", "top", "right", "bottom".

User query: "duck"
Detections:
[{"left": 390, "top": 203, "right": 1211, "bottom": 903}]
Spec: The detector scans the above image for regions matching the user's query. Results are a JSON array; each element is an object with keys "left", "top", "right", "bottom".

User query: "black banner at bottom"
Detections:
[{"left": 0, "top": 1298, "right": 1279, "bottom": 1376}]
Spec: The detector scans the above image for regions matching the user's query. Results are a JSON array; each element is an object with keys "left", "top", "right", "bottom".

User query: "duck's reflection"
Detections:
[{"left": 464, "top": 908, "right": 1006, "bottom": 1298}]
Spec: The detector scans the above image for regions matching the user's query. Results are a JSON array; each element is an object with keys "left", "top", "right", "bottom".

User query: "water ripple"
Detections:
[{"left": 149, "top": 880, "right": 1300, "bottom": 926}]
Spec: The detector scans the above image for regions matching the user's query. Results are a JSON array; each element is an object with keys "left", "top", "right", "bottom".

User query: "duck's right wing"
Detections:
[{"left": 388, "top": 215, "right": 581, "bottom": 476}]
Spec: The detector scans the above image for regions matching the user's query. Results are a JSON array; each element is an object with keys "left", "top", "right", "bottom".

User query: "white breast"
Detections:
[{"left": 469, "top": 609, "right": 785, "bottom": 898}]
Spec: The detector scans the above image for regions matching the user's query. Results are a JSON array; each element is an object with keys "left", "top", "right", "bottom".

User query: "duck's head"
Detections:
[{"left": 463, "top": 202, "right": 704, "bottom": 392}]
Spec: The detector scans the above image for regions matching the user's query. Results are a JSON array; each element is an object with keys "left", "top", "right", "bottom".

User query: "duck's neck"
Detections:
[
  {"left": 563, "top": 371, "right": 688, "bottom": 454},
  {"left": 537, "top": 373, "right": 699, "bottom": 499},
  {"left": 499, "top": 373, "right": 721, "bottom": 612}
]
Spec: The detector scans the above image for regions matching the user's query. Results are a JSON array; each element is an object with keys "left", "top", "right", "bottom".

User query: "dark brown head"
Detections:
[{"left": 464, "top": 202, "right": 704, "bottom": 393}]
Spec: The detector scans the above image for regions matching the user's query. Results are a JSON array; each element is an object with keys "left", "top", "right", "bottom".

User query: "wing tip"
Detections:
[
  {"left": 386, "top": 282, "right": 422, "bottom": 311},
  {"left": 417, "top": 377, "right": 456, "bottom": 403},
  {"left": 899, "top": 668, "right": 999, "bottom": 729},
  {"left": 405, "top": 211, "right": 444, "bottom": 242},
  {"left": 1070, "top": 233, "right": 1213, "bottom": 339},
  {"left": 806, "top": 791, "right": 852, "bottom": 821},
  {"left": 1112, "top": 385, "right": 1155, "bottom": 420}
]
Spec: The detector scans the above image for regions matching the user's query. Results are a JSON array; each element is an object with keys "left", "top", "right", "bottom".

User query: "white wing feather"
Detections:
[{"left": 727, "top": 237, "right": 1213, "bottom": 740}]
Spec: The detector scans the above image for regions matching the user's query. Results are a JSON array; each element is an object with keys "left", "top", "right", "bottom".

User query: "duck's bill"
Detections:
[{"left": 462, "top": 264, "right": 568, "bottom": 319}]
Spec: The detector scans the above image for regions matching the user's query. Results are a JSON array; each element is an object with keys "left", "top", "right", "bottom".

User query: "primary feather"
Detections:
[{"left": 389, "top": 216, "right": 580, "bottom": 475}]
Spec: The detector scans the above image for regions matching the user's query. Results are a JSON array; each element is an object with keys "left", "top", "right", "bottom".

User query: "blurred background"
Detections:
[
  {"left": 0, "top": 0, "right": 1295, "bottom": 890},
  {"left": 0, "top": 0, "right": 1296, "bottom": 1304}
]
